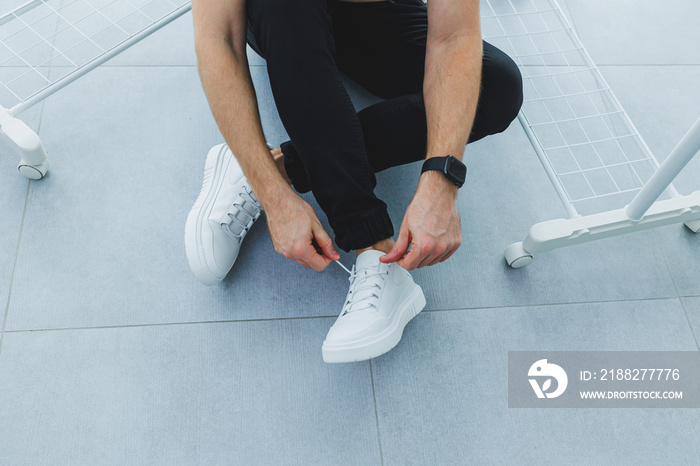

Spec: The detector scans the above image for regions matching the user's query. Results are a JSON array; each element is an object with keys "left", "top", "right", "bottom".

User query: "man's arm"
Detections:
[
  {"left": 381, "top": 0, "right": 482, "bottom": 270},
  {"left": 424, "top": 0, "right": 482, "bottom": 161},
  {"left": 192, "top": 0, "right": 339, "bottom": 271}
]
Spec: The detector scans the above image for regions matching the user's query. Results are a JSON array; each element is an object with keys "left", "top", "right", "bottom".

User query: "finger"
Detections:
[
  {"left": 288, "top": 248, "right": 320, "bottom": 271},
  {"left": 440, "top": 248, "right": 457, "bottom": 263},
  {"left": 291, "top": 255, "right": 313, "bottom": 270},
  {"left": 312, "top": 226, "right": 340, "bottom": 260},
  {"left": 397, "top": 244, "right": 423, "bottom": 271},
  {"left": 441, "top": 234, "right": 462, "bottom": 263},
  {"left": 301, "top": 245, "right": 332, "bottom": 272},
  {"left": 297, "top": 254, "right": 331, "bottom": 272},
  {"left": 427, "top": 251, "right": 449, "bottom": 267},
  {"left": 426, "top": 242, "right": 454, "bottom": 267},
  {"left": 417, "top": 254, "right": 438, "bottom": 269},
  {"left": 308, "top": 255, "right": 332, "bottom": 272},
  {"left": 380, "top": 228, "right": 411, "bottom": 263}
]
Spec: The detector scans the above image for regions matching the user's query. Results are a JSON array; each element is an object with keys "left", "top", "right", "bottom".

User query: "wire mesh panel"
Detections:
[
  {"left": 481, "top": 0, "right": 666, "bottom": 215},
  {"left": 0, "top": 0, "right": 190, "bottom": 114}
]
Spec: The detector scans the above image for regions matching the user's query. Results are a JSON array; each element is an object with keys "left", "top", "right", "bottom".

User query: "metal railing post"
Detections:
[{"left": 625, "top": 117, "right": 700, "bottom": 220}]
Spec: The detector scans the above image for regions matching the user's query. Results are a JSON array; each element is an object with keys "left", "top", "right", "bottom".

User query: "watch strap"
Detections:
[
  {"left": 421, "top": 156, "right": 466, "bottom": 188},
  {"left": 421, "top": 157, "right": 449, "bottom": 175}
]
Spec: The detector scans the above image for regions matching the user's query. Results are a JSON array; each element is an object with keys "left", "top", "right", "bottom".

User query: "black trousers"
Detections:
[{"left": 246, "top": 0, "right": 523, "bottom": 252}]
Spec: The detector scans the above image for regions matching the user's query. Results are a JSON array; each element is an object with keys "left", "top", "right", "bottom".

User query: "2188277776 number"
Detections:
[{"left": 599, "top": 369, "right": 680, "bottom": 381}]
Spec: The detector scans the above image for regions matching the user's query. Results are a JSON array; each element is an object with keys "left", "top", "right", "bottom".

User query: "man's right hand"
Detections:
[{"left": 265, "top": 194, "right": 340, "bottom": 271}]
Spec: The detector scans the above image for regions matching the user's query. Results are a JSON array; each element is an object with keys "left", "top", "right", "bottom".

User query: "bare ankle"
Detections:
[
  {"left": 356, "top": 237, "right": 395, "bottom": 256},
  {"left": 270, "top": 147, "right": 291, "bottom": 185},
  {"left": 270, "top": 147, "right": 283, "bottom": 162}
]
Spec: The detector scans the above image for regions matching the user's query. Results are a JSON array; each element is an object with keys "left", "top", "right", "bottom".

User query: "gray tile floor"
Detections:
[{"left": 1, "top": 1, "right": 699, "bottom": 464}]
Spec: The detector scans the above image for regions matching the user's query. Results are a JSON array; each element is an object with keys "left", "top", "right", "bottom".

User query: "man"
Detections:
[{"left": 185, "top": 0, "right": 522, "bottom": 363}]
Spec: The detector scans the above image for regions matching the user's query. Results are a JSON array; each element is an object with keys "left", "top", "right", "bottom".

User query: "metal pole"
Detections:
[
  {"left": 0, "top": 0, "right": 43, "bottom": 25},
  {"left": 518, "top": 113, "right": 580, "bottom": 219},
  {"left": 625, "top": 117, "right": 700, "bottom": 220}
]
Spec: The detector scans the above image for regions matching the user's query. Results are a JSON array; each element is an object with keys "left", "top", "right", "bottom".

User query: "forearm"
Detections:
[
  {"left": 196, "top": 41, "right": 293, "bottom": 209},
  {"left": 423, "top": 35, "right": 482, "bottom": 164}
]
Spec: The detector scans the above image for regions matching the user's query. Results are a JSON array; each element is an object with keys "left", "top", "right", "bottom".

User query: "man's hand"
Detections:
[
  {"left": 265, "top": 193, "right": 340, "bottom": 272},
  {"left": 380, "top": 172, "right": 461, "bottom": 270}
]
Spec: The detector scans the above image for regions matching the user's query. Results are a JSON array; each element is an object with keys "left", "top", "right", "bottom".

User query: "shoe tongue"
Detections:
[{"left": 355, "top": 250, "right": 385, "bottom": 271}]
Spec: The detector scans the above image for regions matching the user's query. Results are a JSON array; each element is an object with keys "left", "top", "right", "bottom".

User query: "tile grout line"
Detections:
[
  {"left": 4, "top": 315, "right": 337, "bottom": 333},
  {"left": 650, "top": 229, "right": 683, "bottom": 298},
  {"left": 368, "top": 359, "right": 385, "bottom": 466},
  {"left": 650, "top": 228, "right": 699, "bottom": 348},
  {"left": 3, "top": 296, "right": 692, "bottom": 335},
  {"left": 0, "top": 180, "right": 31, "bottom": 355},
  {"left": 0, "top": 0, "right": 60, "bottom": 348},
  {"left": 678, "top": 298, "right": 700, "bottom": 351},
  {"left": 0, "top": 14, "right": 53, "bottom": 351}
]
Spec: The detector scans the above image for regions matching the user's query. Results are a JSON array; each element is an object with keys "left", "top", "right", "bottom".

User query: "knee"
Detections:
[
  {"left": 249, "top": 0, "right": 328, "bottom": 31},
  {"left": 496, "top": 56, "right": 524, "bottom": 126},
  {"left": 249, "top": 0, "right": 294, "bottom": 16},
  {"left": 478, "top": 48, "right": 524, "bottom": 134},
  {"left": 247, "top": 0, "right": 333, "bottom": 60}
]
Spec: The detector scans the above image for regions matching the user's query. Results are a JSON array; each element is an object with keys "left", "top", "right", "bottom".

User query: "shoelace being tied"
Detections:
[
  {"left": 335, "top": 260, "right": 389, "bottom": 315},
  {"left": 221, "top": 186, "right": 260, "bottom": 242}
]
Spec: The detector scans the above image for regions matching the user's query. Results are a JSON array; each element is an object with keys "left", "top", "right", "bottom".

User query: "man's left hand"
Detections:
[{"left": 380, "top": 172, "right": 462, "bottom": 270}]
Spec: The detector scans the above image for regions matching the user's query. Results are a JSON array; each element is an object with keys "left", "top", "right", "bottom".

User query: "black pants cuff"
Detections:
[{"left": 333, "top": 208, "right": 394, "bottom": 252}]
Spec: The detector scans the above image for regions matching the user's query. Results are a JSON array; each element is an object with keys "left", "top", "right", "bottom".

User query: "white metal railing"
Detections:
[
  {"left": 480, "top": 0, "right": 700, "bottom": 267},
  {"left": 481, "top": 0, "right": 681, "bottom": 217},
  {"left": 0, "top": 0, "right": 191, "bottom": 178}
]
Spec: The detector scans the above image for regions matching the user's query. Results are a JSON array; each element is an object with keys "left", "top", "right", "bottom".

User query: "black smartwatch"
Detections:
[{"left": 421, "top": 155, "right": 467, "bottom": 188}]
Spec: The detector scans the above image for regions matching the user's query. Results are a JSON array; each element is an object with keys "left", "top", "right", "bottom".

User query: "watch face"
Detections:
[{"left": 447, "top": 156, "right": 467, "bottom": 183}]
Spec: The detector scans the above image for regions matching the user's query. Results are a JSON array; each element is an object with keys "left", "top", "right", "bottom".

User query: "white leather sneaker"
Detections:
[
  {"left": 185, "top": 144, "right": 262, "bottom": 285},
  {"left": 323, "top": 250, "right": 426, "bottom": 363}
]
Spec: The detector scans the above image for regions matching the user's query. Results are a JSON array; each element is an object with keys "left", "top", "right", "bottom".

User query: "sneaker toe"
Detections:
[
  {"left": 204, "top": 224, "right": 240, "bottom": 275},
  {"left": 324, "top": 312, "right": 388, "bottom": 346}
]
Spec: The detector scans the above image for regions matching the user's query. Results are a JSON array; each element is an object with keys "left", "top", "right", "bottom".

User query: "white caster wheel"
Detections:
[
  {"left": 685, "top": 219, "right": 700, "bottom": 233},
  {"left": 505, "top": 242, "right": 533, "bottom": 268},
  {"left": 18, "top": 159, "right": 49, "bottom": 180}
]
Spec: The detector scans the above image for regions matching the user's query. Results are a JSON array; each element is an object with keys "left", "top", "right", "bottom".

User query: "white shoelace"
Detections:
[
  {"left": 335, "top": 260, "right": 389, "bottom": 315},
  {"left": 220, "top": 186, "right": 260, "bottom": 242}
]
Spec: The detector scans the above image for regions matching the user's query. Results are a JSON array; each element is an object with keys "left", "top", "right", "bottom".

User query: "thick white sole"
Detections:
[
  {"left": 185, "top": 145, "right": 230, "bottom": 286},
  {"left": 321, "top": 285, "right": 426, "bottom": 363}
]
